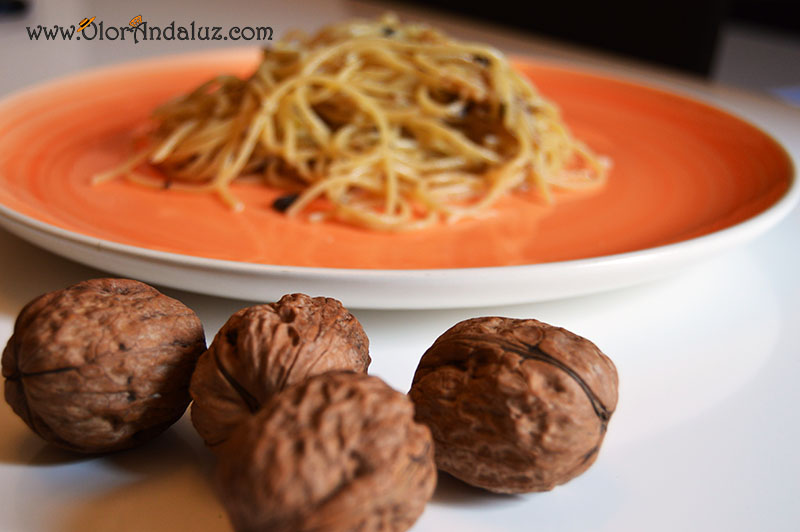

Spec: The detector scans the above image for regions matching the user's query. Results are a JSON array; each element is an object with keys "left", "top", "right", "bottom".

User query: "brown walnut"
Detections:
[
  {"left": 190, "top": 294, "right": 370, "bottom": 448},
  {"left": 409, "top": 317, "right": 618, "bottom": 493},
  {"left": 1, "top": 278, "right": 206, "bottom": 453},
  {"left": 216, "top": 372, "right": 436, "bottom": 532}
]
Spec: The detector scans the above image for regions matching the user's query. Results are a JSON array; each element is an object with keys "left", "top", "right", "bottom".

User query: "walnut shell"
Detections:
[
  {"left": 1, "top": 278, "right": 206, "bottom": 453},
  {"left": 216, "top": 372, "right": 436, "bottom": 532},
  {"left": 190, "top": 294, "right": 370, "bottom": 448},
  {"left": 409, "top": 317, "right": 618, "bottom": 493}
]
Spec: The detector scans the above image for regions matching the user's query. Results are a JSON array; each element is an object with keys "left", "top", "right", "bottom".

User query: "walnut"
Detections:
[
  {"left": 216, "top": 372, "right": 436, "bottom": 532},
  {"left": 409, "top": 317, "right": 618, "bottom": 493},
  {"left": 190, "top": 294, "right": 370, "bottom": 448},
  {"left": 1, "top": 278, "right": 206, "bottom": 453}
]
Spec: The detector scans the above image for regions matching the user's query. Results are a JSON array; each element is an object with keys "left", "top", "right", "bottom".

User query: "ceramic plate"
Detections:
[{"left": 0, "top": 49, "right": 795, "bottom": 308}]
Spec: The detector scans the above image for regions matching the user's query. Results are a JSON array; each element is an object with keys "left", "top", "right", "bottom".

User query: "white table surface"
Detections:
[{"left": 1, "top": 1, "right": 800, "bottom": 531}]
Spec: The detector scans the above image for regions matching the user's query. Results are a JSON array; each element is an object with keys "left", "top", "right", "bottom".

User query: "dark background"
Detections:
[
  {"left": 1, "top": 0, "right": 798, "bottom": 77},
  {"left": 395, "top": 0, "right": 800, "bottom": 76}
]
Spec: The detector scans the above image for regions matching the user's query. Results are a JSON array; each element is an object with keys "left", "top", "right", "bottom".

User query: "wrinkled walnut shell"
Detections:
[
  {"left": 2, "top": 278, "right": 206, "bottom": 453},
  {"left": 216, "top": 372, "right": 436, "bottom": 532},
  {"left": 190, "top": 294, "right": 370, "bottom": 448},
  {"left": 409, "top": 317, "right": 618, "bottom": 493}
]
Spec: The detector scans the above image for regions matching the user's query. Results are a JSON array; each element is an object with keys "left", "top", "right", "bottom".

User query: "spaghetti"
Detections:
[{"left": 94, "top": 14, "right": 609, "bottom": 231}]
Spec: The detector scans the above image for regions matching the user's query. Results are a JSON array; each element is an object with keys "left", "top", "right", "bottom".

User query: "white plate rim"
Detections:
[{"left": 0, "top": 170, "right": 796, "bottom": 308}]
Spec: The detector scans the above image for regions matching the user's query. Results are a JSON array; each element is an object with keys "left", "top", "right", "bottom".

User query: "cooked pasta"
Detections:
[{"left": 94, "top": 14, "right": 609, "bottom": 231}]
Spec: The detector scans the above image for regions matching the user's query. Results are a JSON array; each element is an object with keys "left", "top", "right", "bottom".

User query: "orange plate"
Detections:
[{"left": 0, "top": 50, "right": 793, "bottom": 270}]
